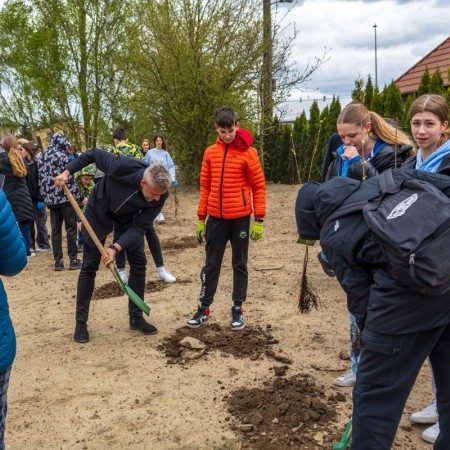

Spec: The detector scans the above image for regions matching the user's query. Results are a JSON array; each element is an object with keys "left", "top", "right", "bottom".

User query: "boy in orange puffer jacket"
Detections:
[{"left": 187, "top": 107, "right": 266, "bottom": 330}]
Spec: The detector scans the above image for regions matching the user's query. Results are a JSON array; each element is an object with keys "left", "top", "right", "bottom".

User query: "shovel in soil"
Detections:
[
  {"left": 332, "top": 418, "right": 352, "bottom": 449},
  {"left": 62, "top": 184, "right": 150, "bottom": 316}
]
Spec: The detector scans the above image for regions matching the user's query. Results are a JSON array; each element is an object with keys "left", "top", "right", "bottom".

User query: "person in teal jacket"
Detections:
[{"left": 0, "top": 187, "right": 27, "bottom": 449}]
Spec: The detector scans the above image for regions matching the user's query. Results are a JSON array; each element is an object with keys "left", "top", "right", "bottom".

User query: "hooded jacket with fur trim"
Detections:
[{"left": 197, "top": 129, "right": 266, "bottom": 220}]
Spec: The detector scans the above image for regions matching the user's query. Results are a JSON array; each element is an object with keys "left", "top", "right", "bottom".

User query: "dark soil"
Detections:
[
  {"left": 226, "top": 373, "right": 344, "bottom": 449},
  {"left": 158, "top": 323, "right": 284, "bottom": 364},
  {"left": 92, "top": 279, "right": 174, "bottom": 299},
  {"left": 161, "top": 235, "right": 198, "bottom": 251}
]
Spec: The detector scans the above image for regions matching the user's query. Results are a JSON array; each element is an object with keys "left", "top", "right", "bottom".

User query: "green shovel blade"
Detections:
[
  {"left": 111, "top": 266, "right": 150, "bottom": 316},
  {"left": 332, "top": 418, "right": 352, "bottom": 450}
]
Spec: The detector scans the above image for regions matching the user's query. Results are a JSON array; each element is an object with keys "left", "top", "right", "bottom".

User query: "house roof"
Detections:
[{"left": 395, "top": 36, "right": 450, "bottom": 95}]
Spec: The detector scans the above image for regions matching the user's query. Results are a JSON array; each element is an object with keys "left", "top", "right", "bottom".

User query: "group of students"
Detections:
[{"left": 296, "top": 94, "right": 450, "bottom": 449}]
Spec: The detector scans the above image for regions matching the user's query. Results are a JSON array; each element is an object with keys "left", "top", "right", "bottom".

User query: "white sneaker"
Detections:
[
  {"left": 118, "top": 268, "right": 128, "bottom": 283},
  {"left": 157, "top": 267, "right": 176, "bottom": 283},
  {"left": 334, "top": 371, "right": 356, "bottom": 387},
  {"left": 154, "top": 212, "right": 165, "bottom": 223},
  {"left": 410, "top": 399, "right": 438, "bottom": 424},
  {"left": 422, "top": 422, "right": 440, "bottom": 444}
]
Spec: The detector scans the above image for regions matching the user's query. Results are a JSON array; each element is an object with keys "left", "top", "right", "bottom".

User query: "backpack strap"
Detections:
[{"left": 378, "top": 169, "right": 399, "bottom": 194}]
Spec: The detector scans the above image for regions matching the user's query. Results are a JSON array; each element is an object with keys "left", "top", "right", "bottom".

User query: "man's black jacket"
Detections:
[{"left": 66, "top": 148, "right": 168, "bottom": 252}]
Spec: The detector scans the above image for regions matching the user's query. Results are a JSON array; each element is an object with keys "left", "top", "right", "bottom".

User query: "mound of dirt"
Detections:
[
  {"left": 226, "top": 373, "right": 344, "bottom": 449},
  {"left": 92, "top": 279, "right": 173, "bottom": 299},
  {"left": 158, "top": 323, "right": 286, "bottom": 364},
  {"left": 161, "top": 235, "right": 198, "bottom": 251}
]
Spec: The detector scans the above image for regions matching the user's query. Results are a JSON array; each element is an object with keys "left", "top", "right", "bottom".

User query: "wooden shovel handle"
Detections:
[{"left": 62, "top": 183, "right": 106, "bottom": 257}]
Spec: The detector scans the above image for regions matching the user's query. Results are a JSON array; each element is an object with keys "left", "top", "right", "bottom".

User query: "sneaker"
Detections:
[
  {"left": 118, "top": 268, "right": 128, "bottom": 283},
  {"left": 55, "top": 260, "right": 64, "bottom": 271},
  {"left": 37, "top": 247, "right": 50, "bottom": 252},
  {"left": 28, "top": 252, "right": 36, "bottom": 258},
  {"left": 334, "top": 371, "right": 357, "bottom": 387},
  {"left": 422, "top": 422, "right": 440, "bottom": 444},
  {"left": 317, "top": 251, "right": 336, "bottom": 277},
  {"left": 157, "top": 267, "right": 176, "bottom": 283},
  {"left": 186, "top": 305, "right": 210, "bottom": 328},
  {"left": 231, "top": 306, "right": 245, "bottom": 330},
  {"left": 129, "top": 316, "right": 158, "bottom": 335},
  {"left": 154, "top": 212, "right": 165, "bottom": 223},
  {"left": 411, "top": 399, "right": 438, "bottom": 424},
  {"left": 74, "top": 321, "right": 89, "bottom": 343},
  {"left": 69, "top": 258, "right": 82, "bottom": 270}
]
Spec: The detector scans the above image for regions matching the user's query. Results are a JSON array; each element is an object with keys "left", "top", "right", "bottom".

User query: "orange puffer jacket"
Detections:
[{"left": 197, "top": 129, "right": 266, "bottom": 220}]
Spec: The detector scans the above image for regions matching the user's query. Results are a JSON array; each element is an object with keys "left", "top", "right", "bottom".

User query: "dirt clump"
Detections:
[
  {"left": 159, "top": 323, "right": 284, "bottom": 364},
  {"left": 226, "top": 373, "right": 341, "bottom": 449}
]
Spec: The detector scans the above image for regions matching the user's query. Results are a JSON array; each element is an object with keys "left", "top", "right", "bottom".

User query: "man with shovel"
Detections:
[{"left": 54, "top": 147, "right": 171, "bottom": 343}]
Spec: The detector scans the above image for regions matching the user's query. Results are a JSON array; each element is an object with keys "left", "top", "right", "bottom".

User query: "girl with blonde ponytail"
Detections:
[{"left": 0, "top": 136, "right": 34, "bottom": 256}]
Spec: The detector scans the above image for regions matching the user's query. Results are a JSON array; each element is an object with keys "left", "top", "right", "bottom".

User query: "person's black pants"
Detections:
[
  {"left": 351, "top": 325, "right": 450, "bottom": 450},
  {"left": 50, "top": 206, "right": 78, "bottom": 261},
  {"left": 199, "top": 215, "right": 250, "bottom": 307},
  {"left": 76, "top": 208, "right": 147, "bottom": 322}
]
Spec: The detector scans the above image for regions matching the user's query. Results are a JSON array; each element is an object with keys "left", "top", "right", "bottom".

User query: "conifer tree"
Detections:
[
  {"left": 418, "top": 67, "right": 431, "bottom": 96},
  {"left": 429, "top": 68, "right": 446, "bottom": 95},
  {"left": 370, "top": 87, "right": 384, "bottom": 115},
  {"left": 364, "top": 75, "right": 374, "bottom": 109},
  {"left": 403, "top": 94, "right": 416, "bottom": 135},
  {"left": 384, "top": 81, "right": 404, "bottom": 124}
]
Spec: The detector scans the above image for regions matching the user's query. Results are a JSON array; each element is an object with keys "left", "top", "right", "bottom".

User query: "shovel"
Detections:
[
  {"left": 332, "top": 418, "right": 352, "bottom": 450},
  {"left": 62, "top": 184, "right": 150, "bottom": 316}
]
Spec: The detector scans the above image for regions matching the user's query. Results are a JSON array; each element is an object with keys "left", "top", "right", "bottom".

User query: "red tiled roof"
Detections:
[{"left": 395, "top": 36, "right": 450, "bottom": 95}]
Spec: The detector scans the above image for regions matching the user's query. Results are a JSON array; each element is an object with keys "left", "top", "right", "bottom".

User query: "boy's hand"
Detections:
[
  {"left": 250, "top": 222, "right": 264, "bottom": 240},
  {"left": 196, "top": 220, "right": 206, "bottom": 244}
]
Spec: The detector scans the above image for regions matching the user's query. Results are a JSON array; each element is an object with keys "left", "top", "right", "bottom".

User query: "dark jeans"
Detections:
[
  {"left": 76, "top": 234, "right": 147, "bottom": 322},
  {"left": 30, "top": 203, "right": 50, "bottom": 250},
  {"left": 351, "top": 325, "right": 450, "bottom": 450},
  {"left": 145, "top": 224, "right": 163, "bottom": 268},
  {"left": 0, "top": 366, "right": 12, "bottom": 450},
  {"left": 199, "top": 215, "right": 250, "bottom": 307},
  {"left": 115, "top": 224, "right": 163, "bottom": 269},
  {"left": 50, "top": 206, "right": 78, "bottom": 261},
  {"left": 18, "top": 221, "right": 32, "bottom": 256}
]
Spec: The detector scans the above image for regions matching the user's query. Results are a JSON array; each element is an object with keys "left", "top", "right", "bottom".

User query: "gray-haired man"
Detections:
[{"left": 55, "top": 148, "right": 171, "bottom": 343}]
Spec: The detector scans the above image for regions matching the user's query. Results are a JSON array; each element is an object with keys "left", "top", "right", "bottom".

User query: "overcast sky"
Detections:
[{"left": 276, "top": 0, "right": 449, "bottom": 120}]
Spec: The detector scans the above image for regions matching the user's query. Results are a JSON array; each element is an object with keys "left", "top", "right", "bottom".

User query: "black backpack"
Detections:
[{"left": 362, "top": 170, "right": 450, "bottom": 295}]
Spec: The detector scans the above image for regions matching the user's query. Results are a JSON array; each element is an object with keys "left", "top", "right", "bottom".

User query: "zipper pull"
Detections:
[{"left": 409, "top": 253, "right": 415, "bottom": 278}]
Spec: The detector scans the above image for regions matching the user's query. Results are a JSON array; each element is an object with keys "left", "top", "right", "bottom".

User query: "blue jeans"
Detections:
[
  {"left": 349, "top": 313, "right": 360, "bottom": 374},
  {"left": 18, "top": 221, "right": 32, "bottom": 256}
]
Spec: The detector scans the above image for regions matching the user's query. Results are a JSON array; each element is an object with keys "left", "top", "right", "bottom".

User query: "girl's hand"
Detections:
[{"left": 342, "top": 145, "right": 359, "bottom": 160}]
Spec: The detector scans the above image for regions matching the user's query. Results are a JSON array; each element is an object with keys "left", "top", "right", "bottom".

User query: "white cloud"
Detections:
[{"left": 276, "top": 0, "right": 449, "bottom": 119}]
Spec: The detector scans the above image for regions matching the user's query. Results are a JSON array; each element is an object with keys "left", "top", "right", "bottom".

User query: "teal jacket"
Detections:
[{"left": 0, "top": 189, "right": 27, "bottom": 371}]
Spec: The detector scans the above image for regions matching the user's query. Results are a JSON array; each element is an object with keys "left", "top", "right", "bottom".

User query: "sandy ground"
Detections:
[{"left": 3, "top": 183, "right": 433, "bottom": 449}]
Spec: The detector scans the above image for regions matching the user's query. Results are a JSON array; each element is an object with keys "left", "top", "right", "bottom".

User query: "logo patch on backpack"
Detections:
[
  {"left": 387, "top": 193, "right": 418, "bottom": 219},
  {"left": 334, "top": 220, "right": 340, "bottom": 232}
]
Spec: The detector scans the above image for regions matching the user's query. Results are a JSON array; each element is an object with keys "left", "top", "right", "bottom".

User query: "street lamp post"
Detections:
[{"left": 373, "top": 23, "right": 378, "bottom": 89}]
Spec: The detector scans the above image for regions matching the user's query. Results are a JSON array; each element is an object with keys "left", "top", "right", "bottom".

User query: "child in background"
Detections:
[
  {"left": 74, "top": 164, "right": 96, "bottom": 252},
  {"left": 144, "top": 134, "right": 177, "bottom": 223},
  {"left": 143, "top": 134, "right": 177, "bottom": 283}
]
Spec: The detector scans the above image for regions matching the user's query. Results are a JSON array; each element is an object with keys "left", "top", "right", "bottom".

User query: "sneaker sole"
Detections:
[
  {"left": 231, "top": 323, "right": 245, "bottom": 331},
  {"left": 334, "top": 381, "right": 356, "bottom": 387},
  {"left": 69, "top": 266, "right": 82, "bottom": 270},
  {"left": 186, "top": 319, "right": 209, "bottom": 329},
  {"left": 410, "top": 416, "right": 439, "bottom": 424},
  {"left": 157, "top": 277, "right": 176, "bottom": 283},
  {"left": 55, "top": 268, "right": 64, "bottom": 272},
  {"left": 74, "top": 337, "right": 89, "bottom": 343}
]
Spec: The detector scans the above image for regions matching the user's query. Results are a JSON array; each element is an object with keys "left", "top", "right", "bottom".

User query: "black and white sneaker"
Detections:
[
  {"left": 231, "top": 306, "right": 245, "bottom": 330},
  {"left": 186, "top": 305, "right": 210, "bottom": 328}
]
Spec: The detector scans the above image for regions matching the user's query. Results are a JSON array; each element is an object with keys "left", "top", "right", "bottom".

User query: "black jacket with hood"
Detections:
[
  {"left": 66, "top": 148, "right": 168, "bottom": 253},
  {"left": 326, "top": 143, "right": 413, "bottom": 181},
  {"left": 296, "top": 169, "right": 450, "bottom": 334}
]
